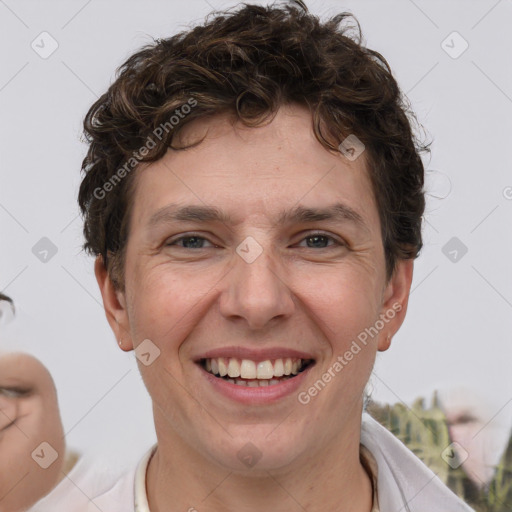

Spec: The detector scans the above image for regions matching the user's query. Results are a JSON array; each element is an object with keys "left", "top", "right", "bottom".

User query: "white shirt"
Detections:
[
  {"left": 29, "top": 413, "right": 475, "bottom": 511},
  {"left": 360, "top": 412, "right": 475, "bottom": 511},
  {"left": 27, "top": 454, "right": 134, "bottom": 512}
]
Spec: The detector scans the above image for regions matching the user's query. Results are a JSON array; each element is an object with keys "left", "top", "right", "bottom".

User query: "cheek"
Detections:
[
  {"left": 302, "top": 265, "right": 382, "bottom": 337},
  {"left": 304, "top": 269, "right": 381, "bottom": 391},
  {"left": 3, "top": 397, "right": 64, "bottom": 479},
  {"left": 126, "top": 267, "right": 209, "bottom": 358},
  {"left": 127, "top": 268, "right": 176, "bottom": 335},
  {"left": 41, "top": 399, "right": 65, "bottom": 450},
  {"left": 0, "top": 395, "right": 17, "bottom": 430},
  {"left": 17, "top": 396, "right": 62, "bottom": 441}
]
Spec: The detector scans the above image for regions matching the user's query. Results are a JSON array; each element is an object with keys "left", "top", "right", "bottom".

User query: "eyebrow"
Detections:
[{"left": 147, "top": 202, "right": 367, "bottom": 230}]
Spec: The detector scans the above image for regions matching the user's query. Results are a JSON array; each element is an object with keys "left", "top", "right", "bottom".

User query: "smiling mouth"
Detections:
[{"left": 200, "top": 357, "right": 315, "bottom": 387}]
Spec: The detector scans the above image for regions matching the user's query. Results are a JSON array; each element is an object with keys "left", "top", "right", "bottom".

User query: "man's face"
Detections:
[{"left": 101, "top": 103, "right": 411, "bottom": 472}]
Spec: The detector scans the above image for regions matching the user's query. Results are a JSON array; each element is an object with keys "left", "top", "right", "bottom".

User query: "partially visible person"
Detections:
[
  {"left": 0, "top": 351, "right": 66, "bottom": 512},
  {"left": 0, "top": 290, "right": 135, "bottom": 512},
  {"left": 441, "top": 388, "right": 503, "bottom": 488},
  {"left": 440, "top": 387, "right": 512, "bottom": 510},
  {"left": 0, "top": 293, "right": 108, "bottom": 512},
  {"left": 367, "top": 390, "right": 512, "bottom": 512},
  {"left": 0, "top": 293, "right": 14, "bottom": 326},
  {"left": 0, "top": 292, "right": 71, "bottom": 512},
  {"left": 0, "top": 293, "right": 11, "bottom": 304}
]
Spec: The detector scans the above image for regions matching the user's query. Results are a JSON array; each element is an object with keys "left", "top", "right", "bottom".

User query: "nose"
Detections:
[
  {"left": 218, "top": 241, "right": 295, "bottom": 330},
  {"left": 0, "top": 392, "right": 18, "bottom": 431}
]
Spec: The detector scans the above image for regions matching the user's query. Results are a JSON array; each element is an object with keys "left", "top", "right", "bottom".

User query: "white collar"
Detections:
[
  {"left": 133, "top": 415, "right": 473, "bottom": 511},
  {"left": 134, "top": 444, "right": 156, "bottom": 512},
  {"left": 360, "top": 412, "right": 474, "bottom": 511},
  {"left": 133, "top": 443, "right": 378, "bottom": 510}
]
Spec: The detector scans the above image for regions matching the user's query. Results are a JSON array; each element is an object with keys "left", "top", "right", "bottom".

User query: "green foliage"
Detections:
[
  {"left": 366, "top": 392, "right": 512, "bottom": 511},
  {"left": 487, "top": 432, "right": 512, "bottom": 510}
]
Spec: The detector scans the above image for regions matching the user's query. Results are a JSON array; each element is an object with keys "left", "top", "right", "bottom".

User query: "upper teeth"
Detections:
[{"left": 204, "top": 358, "right": 308, "bottom": 379}]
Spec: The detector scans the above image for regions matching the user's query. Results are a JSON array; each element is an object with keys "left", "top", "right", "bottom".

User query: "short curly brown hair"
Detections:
[{"left": 78, "top": 0, "right": 428, "bottom": 290}]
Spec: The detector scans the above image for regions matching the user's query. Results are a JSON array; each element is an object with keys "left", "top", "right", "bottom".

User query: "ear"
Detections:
[
  {"left": 377, "top": 259, "right": 414, "bottom": 352},
  {"left": 94, "top": 256, "right": 133, "bottom": 351}
]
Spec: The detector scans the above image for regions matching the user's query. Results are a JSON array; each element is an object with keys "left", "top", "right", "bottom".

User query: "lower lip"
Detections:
[{"left": 198, "top": 363, "right": 314, "bottom": 404}]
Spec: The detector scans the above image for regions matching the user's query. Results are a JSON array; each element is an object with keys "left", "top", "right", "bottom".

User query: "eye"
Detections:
[
  {"left": 165, "top": 232, "right": 345, "bottom": 250},
  {"left": 166, "top": 234, "right": 217, "bottom": 249},
  {"left": 0, "top": 387, "right": 31, "bottom": 398},
  {"left": 296, "top": 232, "right": 345, "bottom": 249}
]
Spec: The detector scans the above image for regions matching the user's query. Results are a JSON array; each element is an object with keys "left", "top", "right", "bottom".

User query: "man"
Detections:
[{"left": 75, "top": 1, "right": 474, "bottom": 510}]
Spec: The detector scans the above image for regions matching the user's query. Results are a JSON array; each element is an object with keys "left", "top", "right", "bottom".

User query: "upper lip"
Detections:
[{"left": 194, "top": 346, "right": 315, "bottom": 363}]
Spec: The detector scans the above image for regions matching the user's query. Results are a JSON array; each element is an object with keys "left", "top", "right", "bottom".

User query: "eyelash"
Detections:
[
  {"left": 0, "top": 387, "right": 30, "bottom": 398},
  {"left": 166, "top": 231, "right": 345, "bottom": 249}
]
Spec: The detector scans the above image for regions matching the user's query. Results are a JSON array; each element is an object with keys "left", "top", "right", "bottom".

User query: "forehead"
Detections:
[
  {"left": 0, "top": 353, "right": 51, "bottom": 387},
  {"left": 130, "top": 104, "right": 379, "bottom": 231}
]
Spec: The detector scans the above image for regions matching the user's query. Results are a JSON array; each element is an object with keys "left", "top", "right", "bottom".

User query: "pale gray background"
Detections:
[{"left": 1, "top": 0, "right": 511, "bottom": 470}]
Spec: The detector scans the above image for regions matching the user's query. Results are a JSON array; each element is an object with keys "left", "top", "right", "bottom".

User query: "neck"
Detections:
[{"left": 146, "top": 413, "right": 373, "bottom": 512}]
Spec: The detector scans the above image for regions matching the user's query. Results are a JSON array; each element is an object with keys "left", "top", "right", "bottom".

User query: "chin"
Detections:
[{"left": 206, "top": 424, "right": 307, "bottom": 474}]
